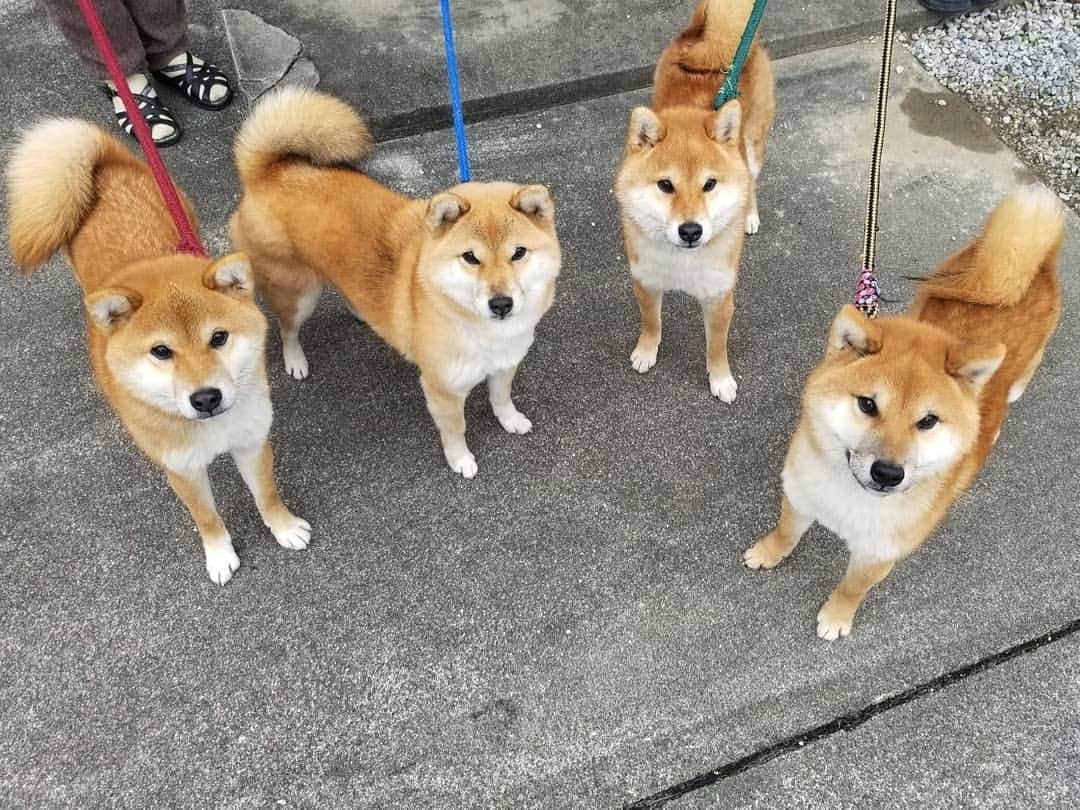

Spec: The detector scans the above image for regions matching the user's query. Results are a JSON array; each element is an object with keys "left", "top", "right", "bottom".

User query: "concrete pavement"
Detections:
[{"left": 0, "top": 1, "right": 1077, "bottom": 808}]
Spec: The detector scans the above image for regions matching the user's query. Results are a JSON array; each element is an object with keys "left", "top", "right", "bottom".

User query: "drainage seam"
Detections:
[{"left": 624, "top": 616, "right": 1080, "bottom": 809}]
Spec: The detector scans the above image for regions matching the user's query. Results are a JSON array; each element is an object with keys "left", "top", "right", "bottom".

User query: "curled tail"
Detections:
[
  {"left": 6, "top": 119, "right": 135, "bottom": 271},
  {"left": 921, "top": 187, "right": 1065, "bottom": 307},
  {"left": 678, "top": 0, "right": 759, "bottom": 72},
  {"left": 234, "top": 87, "right": 373, "bottom": 184}
]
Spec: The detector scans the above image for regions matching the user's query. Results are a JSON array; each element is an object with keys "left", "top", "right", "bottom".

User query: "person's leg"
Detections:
[
  {"left": 917, "top": 1, "right": 997, "bottom": 12},
  {"left": 130, "top": 0, "right": 233, "bottom": 108},
  {"left": 41, "top": 0, "right": 148, "bottom": 76},
  {"left": 40, "top": 0, "right": 180, "bottom": 145},
  {"left": 124, "top": 0, "right": 190, "bottom": 70}
]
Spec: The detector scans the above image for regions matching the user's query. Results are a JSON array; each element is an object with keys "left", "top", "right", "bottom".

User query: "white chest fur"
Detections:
[
  {"left": 441, "top": 324, "right": 536, "bottom": 394},
  {"left": 162, "top": 382, "right": 273, "bottom": 474},
  {"left": 782, "top": 432, "right": 932, "bottom": 563},
  {"left": 629, "top": 235, "right": 736, "bottom": 301}
]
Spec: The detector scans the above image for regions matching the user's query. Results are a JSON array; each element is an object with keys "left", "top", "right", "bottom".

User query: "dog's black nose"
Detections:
[
  {"left": 678, "top": 221, "right": 703, "bottom": 245},
  {"left": 488, "top": 295, "right": 514, "bottom": 318},
  {"left": 190, "top": 387, "right": 223, "bottom": 414},
  {"left": 870, "top": 460, "right": 905, "bottom": 488}
]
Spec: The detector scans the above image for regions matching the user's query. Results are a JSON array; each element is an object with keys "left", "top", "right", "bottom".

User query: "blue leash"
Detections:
[{"left": 439, "top": 0, "right": 471, "bottom": 182}]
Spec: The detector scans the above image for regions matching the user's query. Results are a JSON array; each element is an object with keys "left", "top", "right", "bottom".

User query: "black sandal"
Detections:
[
  {"left": 103, "top": 83, "right": 182, "bottom": 147},
  {"left": 153, "top": 52, "right": 234, "bottom": 110}
]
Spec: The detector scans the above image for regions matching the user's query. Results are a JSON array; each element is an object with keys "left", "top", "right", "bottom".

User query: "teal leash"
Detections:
[{"left": 713, "top": 0, "right": 769, "bottom": 108}]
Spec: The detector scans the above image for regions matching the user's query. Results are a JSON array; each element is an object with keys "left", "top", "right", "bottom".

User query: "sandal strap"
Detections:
[
  {"left": 104, "top": 85, "right": 179, "bottom": 139},
  {"left": 157, "top": 52, "right": 230, "bottom": 105}
]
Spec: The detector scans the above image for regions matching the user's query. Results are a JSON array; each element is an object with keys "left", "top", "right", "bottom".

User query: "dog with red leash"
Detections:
[{"left": 7, "top": 120, "right": 310, "bottom": 585}]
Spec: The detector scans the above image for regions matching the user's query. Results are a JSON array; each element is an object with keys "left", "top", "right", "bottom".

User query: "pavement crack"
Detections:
[{"left": 624, "top": 616, "right": 1080, "bottom": 809}]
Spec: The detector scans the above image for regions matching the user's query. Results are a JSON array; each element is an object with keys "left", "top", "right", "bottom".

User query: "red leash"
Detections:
[{"left": 74, "top": 0, "right": 207, "bottom": 258}]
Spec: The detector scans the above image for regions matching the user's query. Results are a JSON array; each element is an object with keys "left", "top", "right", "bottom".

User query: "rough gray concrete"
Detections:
[
  {"left": 235, "top": 0, "right": 935, "bottom": 133},
  {"left": 680, "top": 635, "right": 1080, "bottom": 808},
  {"left": 1, "top": 1, "right": 1078, "bottom": 808}
]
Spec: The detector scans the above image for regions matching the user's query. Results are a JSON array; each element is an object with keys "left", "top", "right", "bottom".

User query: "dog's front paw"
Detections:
[
  {"left": 283, "top": 343, "right": 309, "bottom": 381},
  {"left": 630, "top": 343, "right": 658, "bottom": 373},
  {"left": 743, "top": 535, "right": 787, "bottom": 570},
  {"left": 269, "top": 512, "right": 311, "bottom": 550},
  {"left": 816, "top": 599, "right": 856, "bottom": 641},
  {"left": 745, "top": 211, "right": 761, "bottom": 235},
  {"left": 497, "top": 408, "right": 533, "bottom": 435},
  {"left": 446, "top": 449, "right": 478, "bottom": 479},
  {"left": 204, "top": 537, "right": 240, "bottom": 586},
  {"left": 710, "top": 373, "right": 738, "bottom": 403}
]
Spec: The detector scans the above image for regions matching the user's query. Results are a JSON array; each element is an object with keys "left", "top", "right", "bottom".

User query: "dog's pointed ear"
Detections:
[
  {"left": 627, "top": 107, "right": 663, "bottom": 151},
  {"left": 203, "top": 253, "right": 254, "bottom": 298},
  {"left": 426, "top": 192, "right": 470, "bottom": 230},
  {"left": 828, "top": 305, "right": 883, "bottom": 356},
  {"left": 511, "top": 184, "right": 555, "bottom": 221},
  {"left": 710, "top": 100, "right": 742, "bottom": 146},
  {"left": 947, "top": 341, "right": 1006, "bottom": 389},
  {"left": 85, "top": 288, "right": 142, "bottom": 333}
]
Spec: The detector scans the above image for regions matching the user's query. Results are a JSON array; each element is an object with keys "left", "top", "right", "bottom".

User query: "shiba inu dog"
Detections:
[
  {"left": 744, "top": 189, "right": 1064, "bottom": 639},
  {"left": 6, "top": 120, "right": 310, "bottom": 586},
  {"left": 229, "top": 88, "right": 561, "bottom": 479},
  {"left": 615, "top": 0, "right": 775, "bottom": 401}
]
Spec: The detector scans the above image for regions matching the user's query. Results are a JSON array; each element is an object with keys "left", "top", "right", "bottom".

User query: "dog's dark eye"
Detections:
[
  {"left": 210, "top": 330, "right": 229, "bottom": 348},
  {"left": 150, "top": 345, "right": 173, "bottom": 360},
  {"left": 857, "top": 396, "right": 878, "bottom": 417},
  {"left": 462, "top": 250, "right": 481, "bottom": 265},
  {"left": 511, "top": 247, "right": 527, "bottom": 261},
  {"left": 703, "top": 178, "right": 717, "bottom": 192},
  {"left": 657, "top": 179, "right": 675, "bottom": 194},
  {"left": 917, "top": 413, "right": 939, "bottom": 431}
]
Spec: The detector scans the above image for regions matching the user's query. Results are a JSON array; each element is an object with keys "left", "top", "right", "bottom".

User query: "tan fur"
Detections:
[
  {"left": 229, "top": 88, "right": 562, "bottom": 478},
  {"left": 745, "top": 189, "right": 1065, "bottom": 638},
  {"left": 652, "top": 0, "right": 776, "bottom": 230},
  {"left": 615, "top": 1, "right": 775, "bottom": 401},
  {"left": 5, "top": 119, "right": 309, "bottom": 585}
]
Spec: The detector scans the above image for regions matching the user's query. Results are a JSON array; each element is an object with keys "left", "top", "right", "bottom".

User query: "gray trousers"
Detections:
[{"left": 41, "top": 0, "right": 189, "bottom": 78}]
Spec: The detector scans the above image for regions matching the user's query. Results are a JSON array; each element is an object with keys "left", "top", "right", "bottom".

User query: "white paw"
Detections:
[
  {"left": 447, "top": 449, "right": 478, "bottom": 479},
  {"left": 710, "top": 373, "right": 738, "bottom": 403},
  {"left": 269, "top": 513, "right": 311, "bottom": 550},
  {"left": 745, "top": 211, "right": 761, "bottom": 235},
  {"left": 630, "top": 345, "right": 658, "bottom": 373},
  {"left": 816, "top": 608, "right": 853, "bottom": 641},
  {"left": 283, "top": 343, "right": 309, "bottom": 380},
  {"left": 497, "top": 409, "right": 533, "bottom": 435},
  {"left": 743, "top": 542, "right": 782, "bottom": 570},
  {"left": 1007, "top": 381, "right": 1027, "bottom": 403},
  {"left": 204, "top": 539, "right": 240, "bottom": 586}
]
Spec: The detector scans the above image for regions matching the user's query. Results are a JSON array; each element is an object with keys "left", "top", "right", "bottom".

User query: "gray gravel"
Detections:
[{"left": 906, "top": 1, "right": 1080, "bottom": 209}]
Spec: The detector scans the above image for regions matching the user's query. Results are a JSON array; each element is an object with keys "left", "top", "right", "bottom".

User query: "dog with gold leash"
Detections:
[
  {"left": 616, "top": 0, "right": 775, "bottom": 401},
  {"left": 229, "top": 88, "right": 562, "bottom": 479},
  {"left": 7, "top": 120, "right": 310, "bottom": 586},
  {"left": 744, "top": 189, "right": 1064, "bottom": 639}
]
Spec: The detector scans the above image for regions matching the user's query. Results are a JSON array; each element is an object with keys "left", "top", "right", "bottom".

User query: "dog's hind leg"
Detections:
[
  {"left": 165, "top": 467, "right": 240, "bottom": 586},
  {"left": 259, "top": 264, "right": 321, "bottom": 380},
  {"left": 743, "top": 138, "right": 762, "bottom": 235},
  {"left": 232, "top": 440, "right": 311, "bottom": 550},
  {"left": 1008, "top": 346, "right": 1046, "bottom": 403}
]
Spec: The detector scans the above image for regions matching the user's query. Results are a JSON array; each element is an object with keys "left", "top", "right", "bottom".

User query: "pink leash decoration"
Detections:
[
  {"left": 854, "top": 268, "right": 881, "bottom": 315},
  {"left": 853, "top": 0, "right": 898, "bottom": 319},
  {"left": 74, "top": 0, "right": 207, "bottom": 258}
]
